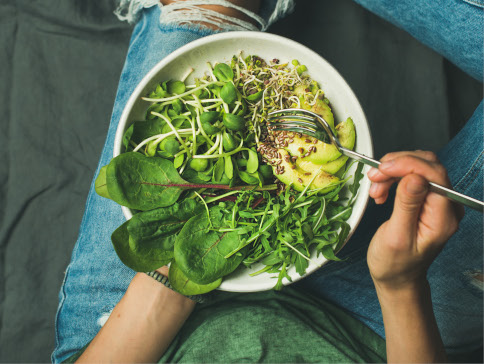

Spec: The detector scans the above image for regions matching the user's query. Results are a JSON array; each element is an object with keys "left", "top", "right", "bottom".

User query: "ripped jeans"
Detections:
[{"left": 52, "top": 1, "right": 483, "bottom": 362}]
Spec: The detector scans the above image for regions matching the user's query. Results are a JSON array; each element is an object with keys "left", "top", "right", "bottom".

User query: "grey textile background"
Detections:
[{"left": 0, "top": 0, "right": 481, "bottom": 362}]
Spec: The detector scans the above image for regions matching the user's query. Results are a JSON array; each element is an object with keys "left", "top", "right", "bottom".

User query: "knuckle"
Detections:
[
  {"left": 423, "top": 151, "right": 439, "bottom": 162},
  {"left": 381, "top": 152, "right": 397, "bottom": 162}
]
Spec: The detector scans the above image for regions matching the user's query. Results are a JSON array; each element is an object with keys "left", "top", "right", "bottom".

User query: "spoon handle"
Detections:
[{"left": 340, "top": 147, "right": 484, "bottom": 212}]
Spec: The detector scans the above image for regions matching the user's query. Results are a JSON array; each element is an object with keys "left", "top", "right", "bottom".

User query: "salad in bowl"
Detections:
[{"left": 95, "top": 32, "right": 373, "bottom": 294}]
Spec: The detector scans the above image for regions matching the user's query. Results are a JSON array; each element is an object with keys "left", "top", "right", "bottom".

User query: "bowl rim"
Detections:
[{"left": 113, "top": 31, "right": 374, "bottom": 292}]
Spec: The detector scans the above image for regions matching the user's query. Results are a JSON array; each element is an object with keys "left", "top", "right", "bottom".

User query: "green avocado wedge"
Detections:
[
  {"left": 294, "top": 84, "right": 335, "bottom": 130},
  {"left": 296, "top": 117, "right": 356, "bottom": 174},
  {"left": 270, "top": 149, "right": 340, "bottom": 193}
]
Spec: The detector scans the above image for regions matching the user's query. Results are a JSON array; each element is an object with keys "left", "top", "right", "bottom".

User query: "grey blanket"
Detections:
[{"left": 0, "top": 0, "right": 481, "bottom": 361}]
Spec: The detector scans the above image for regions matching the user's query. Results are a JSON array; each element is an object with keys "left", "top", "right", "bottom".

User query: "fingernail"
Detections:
[
  {"left": 367, "top": 168, "right": 378, "bottom": 178},
  {"left": 407, "top": 180, "right": 427, "bottom": 194},
  {"left": 369, "top": 183, "right": 379, "bottom": 195},
  {"left": 380, "top": 160, "right": 394, "bottom": 170}
]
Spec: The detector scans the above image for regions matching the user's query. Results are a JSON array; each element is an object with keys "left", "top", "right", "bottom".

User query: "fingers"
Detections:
[
  {"left": 367, "top": 151, "right": 451, "bottom": 205},
  {"left": 392, "top": 174, "right": 429, "bottom": 229},
  {"left": 369, "top": 179, "right": 394, "bottom": 204},
  {"left": 368, "top": 151, "right": 441, "bottom": 183},
  {"left": 378, "top": 156, "right": 451, "bottom": 187}
]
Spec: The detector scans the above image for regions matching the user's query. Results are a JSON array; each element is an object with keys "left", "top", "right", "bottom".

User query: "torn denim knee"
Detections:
[
  {"left": 115, "top": 0, "right": 295, "bottom": 31},
  {"left": 464, "top": 270, "right": 484, "bottom": 293}
]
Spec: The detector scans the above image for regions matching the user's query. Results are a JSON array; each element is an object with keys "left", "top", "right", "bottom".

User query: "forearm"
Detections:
[
  {"left": 77, "top": 273, "right": 195, "bottom": 363},
  {"left": 375, "top": 280, "right": 446, "bottom": 363}
]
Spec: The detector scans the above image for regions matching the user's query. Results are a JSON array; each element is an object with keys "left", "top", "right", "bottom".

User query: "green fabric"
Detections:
[
  {"left": 160, "top": 287, "right": 386, "bottom": 363},
  {"left": 63, "top": 287, "right": 386, "bottom": 363}
]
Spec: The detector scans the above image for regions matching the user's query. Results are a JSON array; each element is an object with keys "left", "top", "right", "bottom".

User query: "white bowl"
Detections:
[{"left": 114, "top": 31, "right": 373, "bottom": 292}]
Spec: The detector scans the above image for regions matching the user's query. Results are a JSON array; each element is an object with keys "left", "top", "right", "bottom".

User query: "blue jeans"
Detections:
[{"left": 52, "top": 2, "right": 483, "bottom": 362}]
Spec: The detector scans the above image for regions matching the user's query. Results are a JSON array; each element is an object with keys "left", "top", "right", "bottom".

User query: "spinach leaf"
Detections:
[
  {"left": 127, "top": 199, "right": 203, "bottom": 252},
  {"left": 95, "top": 165, "right": 110, "bottom": 199},
  {"left": 122, "top": 119, "right": 166, "bottom": 151},
  {"left": 169, "top": 260, "right": 222, "bottom": 295},
  {"left": 174, "top": 206, "right": 247, "bottom": 284},
  {"left": 106, "top": 152, "right": 188, "bottom": 210},
  {"left": 111, "top": 220, "right": 173, "bottom": 272}
]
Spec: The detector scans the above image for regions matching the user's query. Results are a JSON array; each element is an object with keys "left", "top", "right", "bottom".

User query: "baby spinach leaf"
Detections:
[
  {"left": 174, "top": 206, "right": 247, "bottom": 284},
  {"left": 123, "top": 119, "right": 166, "bottom": 151},
  {"left": 127, "top": 199, "right": 203, "bottom": 252},
  {"left": 106, "top": 152, "right": 188, "bottom": 210},
  {"left": 169, "top": 260, "right": 222, "bottom": 296},
  {"left": 95, "top": 165, "right": 111, "bottom": 199},
  {"left": 111, "top": 221, "right": 173, "bottom": 272}
]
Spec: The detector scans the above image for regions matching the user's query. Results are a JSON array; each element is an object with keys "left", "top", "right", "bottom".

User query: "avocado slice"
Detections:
[
  {"left": 295, "top": 117, "right": 356, "bottom": 174},
  {"left": 294, "top": 84, "right": 334, "bottom": 130},
  {"left": 284, "top": 117, "right": 355, "bottom": 166},
  {"left": 262, "top": 149, "right": 339, "bottom": 193},
  {"left": 285, "top": 135, "right": 341, "bottom": 165}
]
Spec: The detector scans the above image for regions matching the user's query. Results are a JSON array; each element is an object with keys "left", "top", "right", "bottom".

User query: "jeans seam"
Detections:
[
  {"left": 52, "top": 265, "right": 70, "bottom": 362},
  {"left": 52, "top": 186, "right": 95, "bottom": 361},
  {"left": 453, "top": 150, "right": 484, "bottom": 192}
]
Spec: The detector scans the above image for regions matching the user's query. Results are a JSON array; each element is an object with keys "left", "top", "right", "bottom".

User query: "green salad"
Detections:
[{"left": 95, "top": 54, "right": 364, "bottom": 294}]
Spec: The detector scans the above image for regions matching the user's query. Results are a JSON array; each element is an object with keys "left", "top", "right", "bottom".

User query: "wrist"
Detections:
[
  {"left": 373, "top": 278, "right": 431, "bottom": 306},
  {"left": 131, "top": 273, "right": 196, "bottom": 316}
]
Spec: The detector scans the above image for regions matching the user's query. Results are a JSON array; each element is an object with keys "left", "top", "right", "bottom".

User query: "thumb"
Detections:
[{"left": 389, "top": 174, "right": 429, "bottom": 235}]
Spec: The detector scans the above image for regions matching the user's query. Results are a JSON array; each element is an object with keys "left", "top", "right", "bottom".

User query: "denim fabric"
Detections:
[
  {"left": 51, "top": 8, "right": 220, "bottom": 363},
  {"left": 299, "top": 0, "right": 483, "bottom": 353},
  {"left": 53, "top": 2, "right": 483, "bottom": 362},
  {"left": 353, "top": 0, "right": 484, "bottom": 81},
  {"left": 298, "top": 103, "right": 483, "bottom": 354}
]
